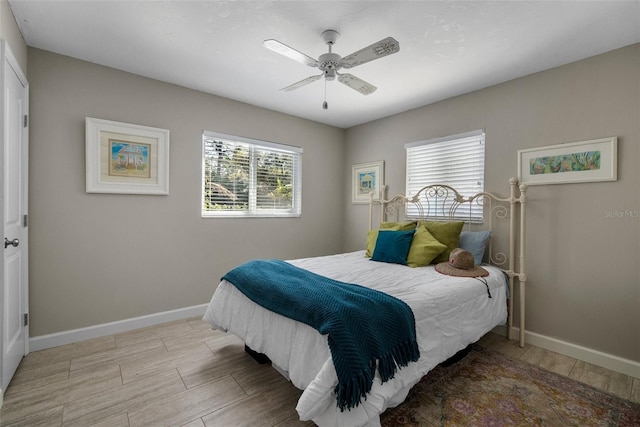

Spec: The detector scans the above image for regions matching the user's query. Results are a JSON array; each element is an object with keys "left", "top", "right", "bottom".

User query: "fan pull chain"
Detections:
[{"left": 322, "top": 79, "right": 328, "bottom": 110}]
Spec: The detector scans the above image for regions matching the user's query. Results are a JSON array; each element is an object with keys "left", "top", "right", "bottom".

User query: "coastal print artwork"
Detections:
[
  {"left": 352, "top": 161, "right": 384, "bottom": 203},
  {"left": 358, "top": 171, "right": 376, "bottom": 195},
  {"left": 517, "top": 137, "right": 616, "bottom": 185},
  {"left": 109, "top": 140, "right": 151, "bottom": 178},
  {"left": 86, "top": 117, "right": 169, "bottom": 195},
  {"left": 529, "top": 151, "right": 601, "bottom": 175}
]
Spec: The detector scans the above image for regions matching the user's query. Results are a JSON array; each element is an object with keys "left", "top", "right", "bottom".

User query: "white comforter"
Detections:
[{"left": 203, "top": 250, "right": 508, "bottom": 427}]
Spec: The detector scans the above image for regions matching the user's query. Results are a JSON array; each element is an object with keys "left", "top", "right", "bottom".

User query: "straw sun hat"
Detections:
[{"left": 435, "top": 248, "right": 488, "bottom": 277}]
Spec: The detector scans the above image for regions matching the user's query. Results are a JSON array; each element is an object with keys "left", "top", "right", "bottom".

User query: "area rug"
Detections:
[{"left": 381, "top": 347, "right": 640, "bottom": 426}]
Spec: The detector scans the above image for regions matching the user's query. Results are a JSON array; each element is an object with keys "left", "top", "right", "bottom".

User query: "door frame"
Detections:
[{"left": 0, "top": 38, "right": 29, "bottom": 396}]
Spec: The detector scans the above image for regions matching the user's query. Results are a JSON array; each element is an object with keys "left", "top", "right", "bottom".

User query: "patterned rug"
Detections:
[{"left": 381, "top": 347, "right": 640, "bottom": 426}]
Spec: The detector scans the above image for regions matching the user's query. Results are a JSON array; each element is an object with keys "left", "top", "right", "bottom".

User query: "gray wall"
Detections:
[
  {"left": 0, "top": 0, "right": 26, "bottom": 72},
  {"left": 27, "top": 48, "right": 345, "bottom": 337},
  {"left": 24, "top": 29, "right": 640, "bottom": 364},
  {"left": 343, "top": 44, "right": 640, "bottom": 363}
]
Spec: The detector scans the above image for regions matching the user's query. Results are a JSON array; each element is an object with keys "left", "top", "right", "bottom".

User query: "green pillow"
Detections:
[
  {"left": 371, "top": 230, "right": 415, "bottom": 265},
  {"left": 406, "top": 225, "right": 447, "bottom": 267},
  {"left": 365, "top": 221, "right": 417, "bottom": 257},
  {"left": 419, "top": 221, "right": 464, "bottom": 264},
  {"left": 379, "top": 221, "right": 417, "bottom": 231},
  {"left": 366, "top": 229, "right": 379, "bottom": 257}
]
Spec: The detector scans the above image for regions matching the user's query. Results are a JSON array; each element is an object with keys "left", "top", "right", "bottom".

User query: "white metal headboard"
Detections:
[{"left": 368, "top": 177, "right": 528, "bottom": 347}]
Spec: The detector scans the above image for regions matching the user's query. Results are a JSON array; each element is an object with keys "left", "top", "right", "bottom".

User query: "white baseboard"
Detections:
[
  {"left": 28, "top": 309, "right": 640, "bottom": 379},
  {"left": 491, "top": 326, "right": 640, "bottom": 379},
  {"left": 29, "top": 304, "right": 209, "bottom": 352}
]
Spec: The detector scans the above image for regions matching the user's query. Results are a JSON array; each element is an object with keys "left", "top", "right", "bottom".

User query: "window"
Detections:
[
  {"left": 202, "top": 131, "right": 302, "bottom": 217},
  {"left": 405, "top": 130, "right": 485, "bottom": 222}
]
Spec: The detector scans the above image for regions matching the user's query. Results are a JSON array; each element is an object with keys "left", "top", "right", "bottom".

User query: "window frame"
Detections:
[
  {"left": 201, "top": 131, "right": 302, "bottom": 218},
  {"left": 405, "top": 129, "right": 486, "bottom": 223}
]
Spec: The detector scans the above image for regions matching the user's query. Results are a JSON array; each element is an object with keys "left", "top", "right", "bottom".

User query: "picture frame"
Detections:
[
  {"left": 517, "top": 137, "right": 617, "bottom": 186},
  {"left": 86, "top": 117, "right": 170, "bottom": 195},
  {"left": 352, "top": 161, "right": 384, "bottom": 203}
]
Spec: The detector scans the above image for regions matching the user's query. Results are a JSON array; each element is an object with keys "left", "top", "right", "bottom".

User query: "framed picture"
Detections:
[
  {"left": 352, "top": 161, "right": 384, "bottom": 203},
  {"left": 517, "top": 137, "right": 617, "bottom": 186},
  {"left": 86, "top": 117, "right": 170, "bottom": 194}
]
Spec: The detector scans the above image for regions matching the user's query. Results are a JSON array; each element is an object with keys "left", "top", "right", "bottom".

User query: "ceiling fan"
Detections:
[{"left": 264, "top": 30, "right": 399, "bottom": 109}]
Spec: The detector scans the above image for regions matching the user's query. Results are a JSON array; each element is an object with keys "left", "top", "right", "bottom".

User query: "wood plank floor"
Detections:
[{"left": 1, "top": 317, "right": 638, "bottom": 426}]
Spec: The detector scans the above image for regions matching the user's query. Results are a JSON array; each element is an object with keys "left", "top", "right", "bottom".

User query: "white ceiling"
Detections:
[{"left": 8, "top": 1, "right": 640, "bottom": 129}]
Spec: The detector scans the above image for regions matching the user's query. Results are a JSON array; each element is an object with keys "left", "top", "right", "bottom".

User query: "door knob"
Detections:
[{"left": 4, "top": 238, "right": 19, "bottom": 248}]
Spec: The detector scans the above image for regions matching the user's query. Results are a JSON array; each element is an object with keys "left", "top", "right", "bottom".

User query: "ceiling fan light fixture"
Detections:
[{"left": 324, "top": 68, "right": 336, "bottom": 81}]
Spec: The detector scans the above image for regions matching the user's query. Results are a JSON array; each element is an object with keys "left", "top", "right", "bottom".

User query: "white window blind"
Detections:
[
  {"left": 405, "top": 130, "right": 485, "bottom": 222},
  {"left": 202, "top": 131, "right": 302, "bottom": 217}
]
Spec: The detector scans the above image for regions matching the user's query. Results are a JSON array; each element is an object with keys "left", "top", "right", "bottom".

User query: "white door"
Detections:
[{"left": 1, "top": 41, "right": 28, "bottom": 392}]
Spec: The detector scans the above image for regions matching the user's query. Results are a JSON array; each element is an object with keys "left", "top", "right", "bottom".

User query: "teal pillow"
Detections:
[
  {"left": 366, "top": 221, "right": 418, "bottom": 257},
  {"left": 459, "top": 230, "right": 491, "bottom": 264},
  {"left": 371, "top": 230, "right": 415, "bottom": 265}
]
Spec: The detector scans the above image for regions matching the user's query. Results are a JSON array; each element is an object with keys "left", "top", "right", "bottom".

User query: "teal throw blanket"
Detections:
[{"left": 222, "top": 259, "right": 420, "bottom": 411}]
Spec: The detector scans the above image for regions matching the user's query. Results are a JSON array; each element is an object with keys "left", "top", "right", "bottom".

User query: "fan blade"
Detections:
[
  {"left": 281, "top": 74, "right": 324, "bottom": 92},
  {"left": 337, "top": 73, "right": 377, "bottom": 95},
  {"left": 340, "top": 36, "right": 400, "bottom": 69},
  {"left": 264, "top": 39, "right": 318, "bottom": 67}
]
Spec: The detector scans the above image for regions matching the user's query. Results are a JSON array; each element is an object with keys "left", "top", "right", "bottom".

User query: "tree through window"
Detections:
[{"left": 202, "top": 132, "right": 302, "bottom": 217}]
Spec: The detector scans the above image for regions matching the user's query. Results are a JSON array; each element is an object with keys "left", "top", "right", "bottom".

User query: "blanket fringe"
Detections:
[
  {"left": 335, "top": 369, "right": 374, "bottom": 411},
  {"left": 335, "top": 339, "right": 420, "bottom": 411},
  {"left": 378, "top": 339, "right": 420, "bottom": 382}
]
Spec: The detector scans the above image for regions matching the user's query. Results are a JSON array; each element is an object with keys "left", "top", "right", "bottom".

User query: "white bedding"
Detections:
[{"left": 203, "top": 250, "right": 508, "bottom": 427}]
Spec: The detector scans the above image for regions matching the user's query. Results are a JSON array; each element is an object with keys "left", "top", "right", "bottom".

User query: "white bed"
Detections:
[{"left": 203, "top": 179, "right": 528, "bottom": 427}]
